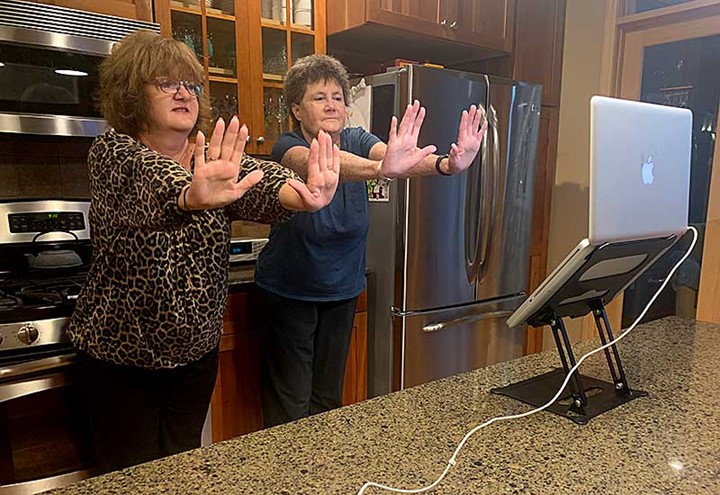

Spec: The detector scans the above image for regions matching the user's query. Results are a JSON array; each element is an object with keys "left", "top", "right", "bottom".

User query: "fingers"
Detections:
[
  {"left": 324, "top": 132, "right": 334, "bottom": 170},
  {"left": 308, "top": 134, "right": 321, "bottom": 179},
  {"left": 450, "top": 143, "right": 461, "bottom": 160},
  {"left": 220, "top": 116, "right": 240, "bottom": 161},
  {"left": 194, "top": 131, "right": 206, "bottom": 169},
  {"left": 415, "top": 144, "right": 436, "bottom": 162},
  {"left": 457, "top": 109, "right": 469, "bottom": 141},
  {"left": 234, "top": 169, "right": 264, "bottom": 196},
  {"left": 331, "top": 143, "right": 340, "bottom": 174},
  {"left": 471, "top": 104, "right": 484, "bottom": 131},
  {"left": 397, "top": 100, "right": 420, "bottom": 137},
  {"left": 410, "top": 105, "right": 426, "bottom": 140},
  {"left": 388, "top": 115, "right": 398, "bottom": 143},
  {"left": 230, "top": 124, "right": 249, "bottom": 165},
  {"left": 207, "top": 118, "right": 225, "bottom": 161},
  {"left": 479, "top": 116, "right": 488, "bottom": 138},
  {"left": 179, "top": 142, "right": 195, "bottom": 171}
]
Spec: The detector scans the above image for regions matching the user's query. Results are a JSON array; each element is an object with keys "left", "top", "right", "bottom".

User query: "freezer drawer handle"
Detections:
[{"left": 423, "top": 310, "right": 513, "bottom": 333}]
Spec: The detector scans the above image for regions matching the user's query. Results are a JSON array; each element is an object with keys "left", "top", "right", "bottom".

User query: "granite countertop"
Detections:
[{"left": 48, "top": 316, "right": 720, "bottom": 494}]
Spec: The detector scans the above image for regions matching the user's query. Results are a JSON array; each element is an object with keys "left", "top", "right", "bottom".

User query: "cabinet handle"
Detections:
[
  {"left": 440, "top": 19, "right": 447, "bottom": 27},
  {"left": 246, "top": 135, "right": 252, "bottom": 143},
  {"left": 450, "top": 20, "right": 458, "bottom": 30},
  {"left": 256, "top": 136, "right": 266, "bottom": 144}
]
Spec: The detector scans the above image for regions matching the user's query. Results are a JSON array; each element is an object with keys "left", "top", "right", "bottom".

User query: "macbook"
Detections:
[{"left": 506, "top": 95, "right": 692, "bottom": 328}]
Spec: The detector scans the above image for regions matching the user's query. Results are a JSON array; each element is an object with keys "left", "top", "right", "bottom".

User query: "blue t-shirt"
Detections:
[{"left": 254, "top": 127, "right": 381, "bottom": 301}]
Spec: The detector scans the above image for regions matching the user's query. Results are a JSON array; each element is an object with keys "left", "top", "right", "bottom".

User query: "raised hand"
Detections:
[
  {"left": 286, "top": 130, "right": 339, "bottom": 212},
  {"left": 445, "top": 104, "right": 488, "bottom": 175},
  {"left": 379, "top": 100, "right": 437, "bottom": 179},
  {"left": 185, "top": 116, "right": 264, "bottom": 210}
]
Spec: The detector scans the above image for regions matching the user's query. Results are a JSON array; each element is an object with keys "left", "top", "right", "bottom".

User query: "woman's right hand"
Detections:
[{"left": 184, "top": 116, "right": 264, "bottom": 210}]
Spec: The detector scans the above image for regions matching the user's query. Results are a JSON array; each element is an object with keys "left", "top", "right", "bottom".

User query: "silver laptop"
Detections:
[{"left": 506, "top": 95, "right": 692, "bottom": 328}]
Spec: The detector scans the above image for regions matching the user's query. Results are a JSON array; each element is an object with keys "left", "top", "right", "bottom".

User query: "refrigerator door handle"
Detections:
[
  {"left": 475, "top": 104, "right": 500, "bottom": 283},
  {"left": 422, "top": 309, "right": 513, "bottom": 333},
  {"left": 464, "top": 119, "right": 484, "bottom": 283}
]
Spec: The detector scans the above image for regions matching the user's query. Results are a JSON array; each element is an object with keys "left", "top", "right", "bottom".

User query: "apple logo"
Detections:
[{"left": 641, "top": 154, "right": 655, "bottom": 185}]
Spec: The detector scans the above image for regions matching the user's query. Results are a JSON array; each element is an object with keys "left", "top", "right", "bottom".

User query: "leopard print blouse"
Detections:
[{"left": 67, "top": 129, "right": 298, "bottom": 369}]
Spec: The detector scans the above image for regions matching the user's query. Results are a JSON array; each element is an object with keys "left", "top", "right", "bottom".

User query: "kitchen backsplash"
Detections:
[
  {"left": 0, "top": 134, "right": 270, "bottom": 238},
  {"left": 0, "top": 134, "right": 92, "bottom": 200}
]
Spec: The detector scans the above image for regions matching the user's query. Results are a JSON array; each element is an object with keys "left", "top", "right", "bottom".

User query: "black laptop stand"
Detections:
[{"left": 491, "top": 235, "right": 678, "bottom": 425}]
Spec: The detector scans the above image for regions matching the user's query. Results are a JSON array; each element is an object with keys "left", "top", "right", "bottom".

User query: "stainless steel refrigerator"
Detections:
[{"left": 360, "top": 65, "right": 541, "bottom": 395}]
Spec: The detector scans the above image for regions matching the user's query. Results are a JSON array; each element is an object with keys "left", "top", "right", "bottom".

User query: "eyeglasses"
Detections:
[{"left": 152, "top": 78, "right": 203, "bottom": 97}]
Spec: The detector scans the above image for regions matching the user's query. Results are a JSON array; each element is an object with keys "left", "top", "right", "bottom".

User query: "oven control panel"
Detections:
[
  {"left": 0, "top": 201, "right": 91, "bottom": 243},
  {"left": 9, "top": 212, "right": 86, "bottom": 234}
]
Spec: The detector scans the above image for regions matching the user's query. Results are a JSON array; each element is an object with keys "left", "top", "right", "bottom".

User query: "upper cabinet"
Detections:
[
  {"left": 32, "top": 0, "right": 153, "bottom": 21},
  {"left": 154, "top": 0, "right": 326, "bottom": 155},
  {"left": 246, "top": 0, "right": 326, "bottom": 155},
  {"left": 327, "top": 0, "right": 514, "bottom": 63}
]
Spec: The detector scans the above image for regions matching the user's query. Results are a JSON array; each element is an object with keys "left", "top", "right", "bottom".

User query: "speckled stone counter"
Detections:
[{"left": 47, "top": 317, "right": 720, "bottom": 494}]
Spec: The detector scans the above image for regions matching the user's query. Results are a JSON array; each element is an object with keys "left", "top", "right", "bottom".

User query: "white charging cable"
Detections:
[{"left": 357, "top": 226, "right": 698, "bottom": 495}]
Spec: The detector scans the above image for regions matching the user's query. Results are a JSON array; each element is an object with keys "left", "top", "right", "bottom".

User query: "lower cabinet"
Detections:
[{"left": 210, "top": 287, "right": 368, "bottom": 443}]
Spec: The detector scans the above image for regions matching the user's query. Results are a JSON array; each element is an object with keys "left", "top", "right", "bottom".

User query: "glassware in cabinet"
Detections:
[
  {"left": 262, "top": 86, "right": 290, "bottom": 145},
  {"left": 171, "top": 10, "right": 204, "bottom": 64},
  {"left": 209, "top": 81, "right": 238, "bottom": 125},
  {"left": 262, "top": 27, "right": 288, "bottom": 82},
  {"left": 291, "top": 32, "right": 314, "bottom": 65},
  {"left": 206, "top": 17, "right": 236, "bottom": 78}
]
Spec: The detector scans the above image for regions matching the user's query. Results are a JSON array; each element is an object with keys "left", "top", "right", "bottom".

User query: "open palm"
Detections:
[
  {"left": 185, "top": 116, "right": 263, "bottom": 210},
  {"left": 286, "top": 130, "right": 339, "bottom": 212},
  {"left": 445, "top": 104, "right": 488, "bottom": 174},
  {"left": 379, "top": 100, "right": 437, "bottom": 179}
]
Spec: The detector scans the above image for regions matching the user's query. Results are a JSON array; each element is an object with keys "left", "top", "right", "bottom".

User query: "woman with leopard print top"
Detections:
[{"left": 67, "top": 30, "right": 339, "bottom": 474}]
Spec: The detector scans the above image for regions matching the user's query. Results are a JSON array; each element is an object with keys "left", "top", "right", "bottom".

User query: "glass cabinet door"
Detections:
[
  {"left": 620, "top": 30, "right": 720, "bottom": 326},
  {"left": 165, "top": 0, "right": 252, "bottom": 143},
  {"left": 252, "top": 0, "right": 323, "bottom": 155}
]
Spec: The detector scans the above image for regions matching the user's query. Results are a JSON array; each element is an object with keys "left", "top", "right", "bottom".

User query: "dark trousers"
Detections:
[
  {"left": 257, "top": 287, "right": 358, "bottom": 427},
  {"left": 75, "top": 347, "right": 218, "bottom": 474}
]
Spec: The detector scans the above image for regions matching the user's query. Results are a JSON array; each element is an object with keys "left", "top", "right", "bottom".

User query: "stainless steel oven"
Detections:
[{"left": 0, "top": 200, "right": 95, "bottom": 494}]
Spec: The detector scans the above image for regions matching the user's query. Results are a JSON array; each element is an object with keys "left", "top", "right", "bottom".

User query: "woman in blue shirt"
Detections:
[{"left": 255, "top": 54, "right": 487, "bottom": 426}]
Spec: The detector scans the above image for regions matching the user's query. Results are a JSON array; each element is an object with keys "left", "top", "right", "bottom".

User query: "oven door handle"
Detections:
[{"left": 0, "top": 371, "right": 70, "bottom": 403}]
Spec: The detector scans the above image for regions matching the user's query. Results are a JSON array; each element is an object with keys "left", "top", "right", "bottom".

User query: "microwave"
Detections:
[{"left": 0, "top": 0, "right": 160, "bottom": 138}]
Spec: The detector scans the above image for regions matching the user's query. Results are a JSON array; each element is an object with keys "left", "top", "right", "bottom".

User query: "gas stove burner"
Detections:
[
  {"left": 0, "top": 291, "right": 23, "bottom": 311},
  {"left": 17, "top": 278, "right": 85, "bottom": 305},
  {"left": 0, "top": 274, "right": 86, "bottom": 311}
]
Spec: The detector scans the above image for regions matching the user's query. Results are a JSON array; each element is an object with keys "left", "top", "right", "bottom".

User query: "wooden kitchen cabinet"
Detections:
[
  {"left": 154, "top": 0, "right": 326, "bottom": 156},
  {"left": 211, "top": 287, "right": 368, "bottom": 443},
  {"left": 327, "top": 0, "right": 514, "bottom": 63},
  {"left": 342, "top": 289, "right": 368, "bottom": 406},
  {"left": 512, "top": 0, "right": 566, "bottom": 107}
]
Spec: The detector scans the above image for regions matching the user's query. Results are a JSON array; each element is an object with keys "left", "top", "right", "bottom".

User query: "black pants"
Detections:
[
  {"left": 257, "top": 287, "right": 358, "bottom": 427},
  {"left": 75, "top": 347, "right": 218, "bottom": 474}
]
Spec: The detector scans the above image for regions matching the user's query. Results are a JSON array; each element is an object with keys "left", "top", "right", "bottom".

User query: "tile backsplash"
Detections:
[
  {"left": 0, "top": 134, "right": 92, "bottom": 200},
  {"left": 0, "top": 134, "right": 271, "bottom": 238}
]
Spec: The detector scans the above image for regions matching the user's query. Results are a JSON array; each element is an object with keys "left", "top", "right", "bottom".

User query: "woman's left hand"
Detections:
[
  {"left": 445, "top": 104, "right": 488, "bottom": 174},
  {"left": 286, "top": 130, "right": 340, "bottom": 212}
]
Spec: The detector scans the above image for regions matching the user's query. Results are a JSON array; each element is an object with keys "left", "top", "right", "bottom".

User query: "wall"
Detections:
[{"left": 543, "top": 0, "right": 610, "bottom": 348}]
